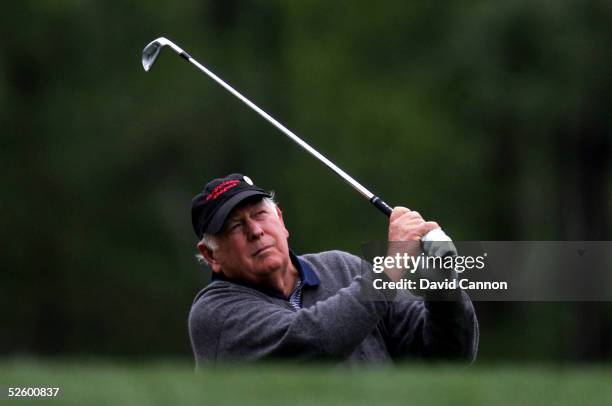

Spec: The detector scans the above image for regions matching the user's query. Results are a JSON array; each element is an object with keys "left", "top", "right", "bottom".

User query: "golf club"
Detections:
[{"left": 142, "top": 37, "right": 450, "bottom": 242}]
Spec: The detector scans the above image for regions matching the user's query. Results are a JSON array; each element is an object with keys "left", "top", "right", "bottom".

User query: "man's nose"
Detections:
[{"left": 245, "top": 219, "right": 264, "bottom": 239}]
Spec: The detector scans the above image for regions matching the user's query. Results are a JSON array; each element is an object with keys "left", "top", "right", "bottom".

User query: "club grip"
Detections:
[
  {"left": 371, "top": 196, "right": 452, "bottom": 242},
  {"left": 370, "top": 196, "right": 393, "bottom": 217}
]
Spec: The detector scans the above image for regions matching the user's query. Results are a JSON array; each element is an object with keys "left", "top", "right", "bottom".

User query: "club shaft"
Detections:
[
  {"left": 186, "top": 58, "right": 375, "bottom": 201},
  {"left": 144, "top": 38, "right": 454, "bottom": 239}
]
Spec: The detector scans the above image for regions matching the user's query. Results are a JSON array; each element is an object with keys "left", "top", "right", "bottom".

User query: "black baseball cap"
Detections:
[{"left": 191, "top": 173, "right": 271, "bottom": 239}]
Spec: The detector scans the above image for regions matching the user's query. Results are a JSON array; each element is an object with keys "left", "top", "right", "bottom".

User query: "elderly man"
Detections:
[{"left": 188, "top": 173, "right": 478, "bottom": 366}]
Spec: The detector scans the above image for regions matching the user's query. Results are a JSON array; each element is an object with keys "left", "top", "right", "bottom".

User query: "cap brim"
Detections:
[{"left": 205, "top": 190, "right": 271, "bottom": 235}]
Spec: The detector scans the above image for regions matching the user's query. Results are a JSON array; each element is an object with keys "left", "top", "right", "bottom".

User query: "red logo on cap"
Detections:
[{"left": 206, "top": 180, "right": 240, "bottom": 201}]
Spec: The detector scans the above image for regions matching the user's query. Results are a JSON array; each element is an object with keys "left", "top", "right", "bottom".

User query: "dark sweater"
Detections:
[{"left": 188, "top": 250, "right": 478, "bottom": 366}]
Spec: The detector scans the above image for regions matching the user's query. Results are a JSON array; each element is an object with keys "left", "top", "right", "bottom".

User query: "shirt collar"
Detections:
[
  {"left": 211, "top": 249, "right": 320, "bottom": 299},
  {"left": 296, "top": 251, "right": 320, "bottom": 287}
]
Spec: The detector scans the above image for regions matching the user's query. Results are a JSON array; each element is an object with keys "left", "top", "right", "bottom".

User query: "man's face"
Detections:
[{"left": 200, "top": 198, "right": 291, "bottom": 284}]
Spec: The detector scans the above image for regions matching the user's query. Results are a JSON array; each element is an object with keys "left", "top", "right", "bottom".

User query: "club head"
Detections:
[{"left": 142, "top": 37, "right": 185, "bottom": 72}]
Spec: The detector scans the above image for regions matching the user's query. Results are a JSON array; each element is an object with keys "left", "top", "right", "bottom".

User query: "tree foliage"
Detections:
[{"left": 1, "top": 0, "right": 610, "bottom": 360}]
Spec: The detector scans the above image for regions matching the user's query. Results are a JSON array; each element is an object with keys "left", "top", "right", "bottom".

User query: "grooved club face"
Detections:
[
  {"left": 142, "top": 37, "right": 178, "bottom": 72},
  {"left": 142, "top": 40, "right": 162, "bottom": 71}
]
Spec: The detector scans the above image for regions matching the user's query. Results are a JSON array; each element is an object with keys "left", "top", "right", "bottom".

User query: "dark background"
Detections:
[{"left": 2, "top": 0, "right": 611, "bottom": 363}]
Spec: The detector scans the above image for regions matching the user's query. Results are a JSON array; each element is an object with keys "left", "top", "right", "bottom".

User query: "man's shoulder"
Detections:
[
  {"left": 299, "top": 250, "right": 364, "bottom": 279},
  {"left": 300, "top": 249, "right": 361, "bottom": 265},
  {"left": 190, "top": 280, "right": 264, "bottom": 317}
]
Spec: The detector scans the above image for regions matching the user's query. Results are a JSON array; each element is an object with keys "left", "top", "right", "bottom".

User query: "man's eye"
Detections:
[{"left": 254, "top": 210, "right": 267, "bottom": 218}]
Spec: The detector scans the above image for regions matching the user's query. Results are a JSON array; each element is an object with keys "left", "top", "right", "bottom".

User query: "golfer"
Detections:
[{"left": 188, "top": 173, "right": 478, "bottom": 366}]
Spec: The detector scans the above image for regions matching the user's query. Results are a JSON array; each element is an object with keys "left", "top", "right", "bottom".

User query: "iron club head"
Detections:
[{"left": 142, "top": 37, "right": 190, "bottom": 72}]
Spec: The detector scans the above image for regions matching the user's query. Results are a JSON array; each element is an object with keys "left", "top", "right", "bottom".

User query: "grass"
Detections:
[{"left": 1, "top": 359, "right": 611, "bottom": 405}]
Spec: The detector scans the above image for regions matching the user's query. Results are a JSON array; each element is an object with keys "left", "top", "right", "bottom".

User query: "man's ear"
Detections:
[
  {"left": 197, "top": 241, "right": 222, "bottom": 273},
  {"left": 276, "top": 205, "right": 289, "bottom": 239}
]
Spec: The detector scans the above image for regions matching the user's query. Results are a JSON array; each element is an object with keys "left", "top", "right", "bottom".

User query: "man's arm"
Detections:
[
  {"left": 382, "top": 207, "right": 479, "bottom": 362},
  {"left": 383, "top": 291, "right": 479, "bottom": 362}
]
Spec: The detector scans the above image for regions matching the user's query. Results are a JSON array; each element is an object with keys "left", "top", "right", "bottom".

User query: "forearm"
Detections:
[
  {"left": 422, "top": 292, "right": 479, "bottom": 362},
  {"left": 386, "top": 239, "right": 479, "bottom": 362}
]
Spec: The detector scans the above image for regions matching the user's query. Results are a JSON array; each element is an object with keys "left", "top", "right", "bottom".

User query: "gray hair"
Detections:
[{"left": 195, "top": 195, "right": 277, "bottom": 265}]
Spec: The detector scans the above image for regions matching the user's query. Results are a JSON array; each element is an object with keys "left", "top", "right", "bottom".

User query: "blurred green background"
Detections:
[{"left": 1, "top": 0, "right": 611, "bottom": 402}]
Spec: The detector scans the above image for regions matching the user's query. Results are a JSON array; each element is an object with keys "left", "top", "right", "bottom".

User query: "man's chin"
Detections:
[{"left": 254, "top": 255, "right": 285, "bottom": 274}]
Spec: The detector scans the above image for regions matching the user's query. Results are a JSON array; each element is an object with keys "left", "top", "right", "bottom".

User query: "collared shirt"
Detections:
[{"left": 288, "top": 278, "right": 304, "bottom": 310}]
